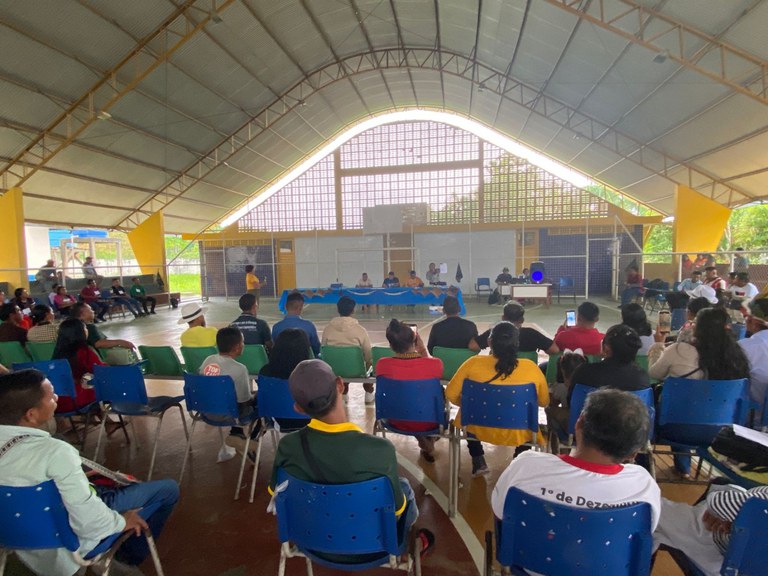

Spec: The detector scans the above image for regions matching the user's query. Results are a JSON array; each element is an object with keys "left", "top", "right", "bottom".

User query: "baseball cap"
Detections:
[
  {"left": 178, "top": 302, "right": 206, "bottom": 324},
  {"left": 686, "top": 284, "right": 718, "bottom": 304},
  {"left": 289, "top": 360, "right": 338, "bottom": 414}
]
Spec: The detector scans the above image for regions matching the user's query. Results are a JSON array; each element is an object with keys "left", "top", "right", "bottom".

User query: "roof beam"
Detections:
[
  {"left": 116, "top": 47, "right": 754, "bottom": 232},
  {"left": 433, "top": 0, "right": 446, "bottom": 110},
  {"left": 541, "top": 0, "right": 768, "bottom": 105},
  {"left": 350, "top": 0, "right": 396, "bottom": 109},
  {"left": 0, "top": 0, "right": 235, "bottom": 191},
  {"left": 389, "top": 0, "right": 419, "bottom": 106},
  {"left": 492, "top": 0, "right": 531, "bottom": 125}
]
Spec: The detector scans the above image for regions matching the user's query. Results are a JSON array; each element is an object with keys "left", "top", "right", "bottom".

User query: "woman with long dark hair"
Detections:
[
  {"left": 445, "top": 321, "right": 548, "bottom": 476},
  {"left": 259, "top": 328, "right": 312, "bottom": 430},
  {"left": 650, "top": 306, "right": 749, "bottom": 477},
  {"left": 376, "top": 319, "right": 443, "bottom": 462},
  {"left": 52, "top": 318, "right": 102, "bottom": 413},
  {"left": 621, "top": 303, "right": 653, "bottom": 354}
]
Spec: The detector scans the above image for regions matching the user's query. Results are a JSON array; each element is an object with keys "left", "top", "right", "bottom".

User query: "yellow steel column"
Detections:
[
  {"left": 673, "top": 185, "right": 731, "bottom": 253},
  {"left": 0, "top": 187, "right": 28, "bottom": 291},
  {"left": 127, "top": 212, "right": 167, "bottom": 284}
]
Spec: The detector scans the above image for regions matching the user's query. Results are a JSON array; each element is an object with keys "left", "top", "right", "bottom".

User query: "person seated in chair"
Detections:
[
  {"left": 0, "top": 368, "right": 179, "bottom": 576},
  {"left": 179, "top": 302, "right": 218, "bottom": 348},
  {"left": 271, "top": 292, "right": 320, "bottom": 357},
  {"left": 268, "top": 359, "right": 434, "bottom": 562},
  {"left": 553, "top": 301, "right": 604, "bottom": 356},
  {"left": 231, "top": 293, "right": 272, "bottom": 350},
  {"left": 200, "top": 326, "right": 257, "bottom": 458},
  {"left": 109, "top": 278, "right": 144, "bottom": 319},
  {"left": 0, "top": 303, "right": 28, "bottom": 345},
  {"left": 655, "top": 482, "right": 768, "bottom": 576},
  {"left": 322, "top": 296, "right": 374, "bottom": 404},
  {"left": 79, "top": 279, "right": 110, "bottom": 323},
  {"left": 492, "top": 388, "right": 660, "bottom": 530},
  {"left": 427, "top": 295, "right": 477, "bottom": 354},
  {"left": 619, "top": 264, "right": 644, "bottom": 308},
  {"left": 471, "top": 300, "right": 558, "bottom": 355},
  {"left": 129, "top": 277, "right": 156, "bottom": 316}
]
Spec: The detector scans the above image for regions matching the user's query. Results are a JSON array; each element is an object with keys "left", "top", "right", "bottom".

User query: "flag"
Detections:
[{"left": 455, "top": 262, "right": 463, "bottom": 283}]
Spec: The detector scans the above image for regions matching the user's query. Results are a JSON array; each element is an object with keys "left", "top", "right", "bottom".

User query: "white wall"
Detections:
[
  {"left": 414, "top": 230, "right": 516, "bottom": 292},
  {"left": 296, "top": 235, "right": 384, "bottom": 287},
  {"left": 25, "top": 226, "right": 51, "bottom": 272},
  {"left": 295, "top": 230, "right": 516, "bottom": 292}
]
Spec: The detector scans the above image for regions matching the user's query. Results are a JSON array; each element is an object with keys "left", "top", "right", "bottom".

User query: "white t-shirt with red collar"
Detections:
[{"left": 491, "top": 450, "right": 661, "bottom": 530}]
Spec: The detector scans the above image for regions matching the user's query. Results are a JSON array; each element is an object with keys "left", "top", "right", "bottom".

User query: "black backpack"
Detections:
[{"left": 710, "top": 426, "right": 768, "bottom": 473}]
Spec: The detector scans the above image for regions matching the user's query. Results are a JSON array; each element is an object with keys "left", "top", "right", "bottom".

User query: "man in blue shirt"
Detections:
[
  {"left": 272, "top": 292, "right": 320, "bottom": 356},
  {"left": 677, "top": 270, "right": 703, "bottom": 293}
]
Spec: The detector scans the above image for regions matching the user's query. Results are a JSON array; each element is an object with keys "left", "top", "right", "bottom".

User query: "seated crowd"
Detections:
[{"left": 1, "top": 282, "right": 767, "bottom": 576}]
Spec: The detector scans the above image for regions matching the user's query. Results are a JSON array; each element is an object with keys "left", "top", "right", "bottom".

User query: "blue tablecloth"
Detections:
[{"left": 278, "top": 287, "right": 466, "bottom": 315}]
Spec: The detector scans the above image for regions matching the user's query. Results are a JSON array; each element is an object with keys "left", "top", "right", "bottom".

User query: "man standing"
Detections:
[
  {"left": 427, "top": 295, "right": 478, "bottom": 354},
  {"left": 80, "top": 279, "right": 110, "bottom": 323},
  {"left": 231, "top": 293, "right": 272, "bottom": 349},
  {"left": 272, "top": 292, "right": 320, "bottom": 356},
  {"left": 728, "top": 272, "right": 759, "bottom": 310},
  {"left": 129, "top": 277, "right": 156, "bottom": 315},
  {"left": 703, "top": 266, "right": 727, "bottom": 293},
  {"left": 81, "top": 256, "right": 103, "bottom": 282},
  {"left": 553, "top": 301, "right": 604, "bottom": 355},
  {"left": 0, "top": 369, "right": 179, "bottom": 576},
  {"left": 471, "top": 300, "right": 558, "bottom": 355},
  {"left": 426, "top": 262, "right": 440, "bottom": 285},
  {"left": 322, "top": 296, "right": 374, "bottom": 403},
  {"left": 179, "top": 302, "right": 218, "bottom": 348},
  {"left": 492, "top": 388, "right": 660, "bottom": 528},
  {"left": 268, "top": 360, "right": 433, "bottom": 556}
]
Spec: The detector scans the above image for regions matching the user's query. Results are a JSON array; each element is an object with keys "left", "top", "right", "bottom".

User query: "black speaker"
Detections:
[{"left": 530, "top": 261, "right": 545, "bottom": 283}]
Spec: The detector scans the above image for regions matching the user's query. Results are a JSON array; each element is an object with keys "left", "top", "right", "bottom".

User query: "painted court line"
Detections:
[{"left": 396, "top": 454, "right": 485, "bottom": 576}]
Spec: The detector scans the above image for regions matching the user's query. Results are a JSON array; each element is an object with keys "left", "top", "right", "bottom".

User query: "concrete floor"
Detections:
[{"left": 9, "top": 294, "right": 704, "bottom": 575}]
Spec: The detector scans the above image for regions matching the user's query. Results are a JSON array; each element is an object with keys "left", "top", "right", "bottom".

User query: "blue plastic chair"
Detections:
[
  {"left": 248, "top": 376, "right": 310, "bottom": 503},
  {"left": 475, "top": 277, "right": 492, "bottom": 300},
  {"left": 556, "top": 276, "right": 576, "bottom": 303},
  {"left": 568, "top": 384, "right": 655, "bottom": 438},
  {"left": 0, "top": 480, "right": 164, "bottom": 575},
  {"left": 13, "top": 359, "right": 100, "bottom": 450},
  {"left": 92, "top": 364, "right": 189, "bottom": 480},
  {"left": 273, "top": 469, "right": 420, "bottom": 575},
  {"left": 449, "top": 380, "right": 540, "bottom": 517},
  {"left": 373, "top": 376, "right": 449, "bottom": 437},
  {"left": 181, "top": 372, "right": 259, "bottom": 500},
  {"left": 654, "top": 377, "right": 749, "bottom": 481},
  {"left": 485, "top": 487, "right": 653, "bottom": 576},
  {"left": 717, "top": 496, "right": 768, "bottom": 576}
]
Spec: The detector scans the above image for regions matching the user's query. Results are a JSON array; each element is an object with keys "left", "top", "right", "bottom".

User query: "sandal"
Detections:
[{"left": 417, "top": 528, "right": 435, "bottom": 559}]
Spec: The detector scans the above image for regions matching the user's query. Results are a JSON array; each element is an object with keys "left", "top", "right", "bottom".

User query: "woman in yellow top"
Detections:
[
  {"left": 446, "top": 321, "right": 549, "bottom": 477},
  {"left": 245, "top": 264, "right": 261, "bottom": 303}
]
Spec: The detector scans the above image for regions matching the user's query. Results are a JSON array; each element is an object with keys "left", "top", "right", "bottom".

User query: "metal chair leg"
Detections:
[
  {"left": 147, "top": 414, "right": 165, "bottom": 481},
  {"left": 176, "top": 405, "right": 190, "bottom": 444},
  {"left": 179, "top": 420, "right": 197, "bottom": 483},
  {"left": 144, "top": 529, "right": 165, "bottom": 576},
  {"left": 249, "top": 424, "right": 268, "bottom": 503},
  {"left": 305, "top": 557, "right": 313, "bottom": 576},
  {"left": 93, "top": 409, "right": 110, "bottom": 461}
]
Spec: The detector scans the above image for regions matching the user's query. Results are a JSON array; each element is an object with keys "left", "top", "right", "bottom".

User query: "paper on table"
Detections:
[{"left": 733, "top": 424, "right": 768, "bottom": 448}]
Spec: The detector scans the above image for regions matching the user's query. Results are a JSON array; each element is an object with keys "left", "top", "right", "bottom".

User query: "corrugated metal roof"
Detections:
[{"left": 0, "top": 0, "right": 765, "bottom": 233}]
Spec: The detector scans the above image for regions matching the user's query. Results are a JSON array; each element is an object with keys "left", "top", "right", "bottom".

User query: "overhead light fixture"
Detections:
[
  {"left": 298, "top": 99, "right": 307, "bottom": 107},
  {"left": 477, "top": 82, "right": 486, "bottom": 93},
  {"left": 662, "top": 215, "right": 675, "bottom": 223},
  {"left": 210, "top": 10, "right": 222, "bottom": 23},
  {"left": 653, "top": 51, "right": 669, "bottom": 64},
  {"left": 96, "top": 110, "right": 112, "bottom": 121}
]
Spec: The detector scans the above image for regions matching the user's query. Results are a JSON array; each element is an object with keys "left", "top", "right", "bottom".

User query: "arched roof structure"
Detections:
[{"left": 1, "top": 0, "right": 766, "bottom": 234}]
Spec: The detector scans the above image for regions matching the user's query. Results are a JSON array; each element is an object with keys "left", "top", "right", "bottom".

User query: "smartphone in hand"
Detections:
[{"left": 565, "top": 310, "right": 576, "bottom": 327}]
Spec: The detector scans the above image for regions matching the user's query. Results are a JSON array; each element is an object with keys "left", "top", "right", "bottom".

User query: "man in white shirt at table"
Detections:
[{"left": 0, "top": 369, "right": 179, "bottom": 576}]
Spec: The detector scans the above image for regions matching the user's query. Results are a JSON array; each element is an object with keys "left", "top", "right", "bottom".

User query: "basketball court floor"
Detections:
[{"left": 8, "top": 294, "right": 701, "bottom": 575}]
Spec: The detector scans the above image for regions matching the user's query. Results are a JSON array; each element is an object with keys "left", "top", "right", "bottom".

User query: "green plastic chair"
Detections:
[
  {"left": 138, "top": 345, "right": 184, "bottom": 376},
  {"left": 0, "top": 341, "right": 32, "bottom": 365},
  {"left": 635, "top": 355, "right": 649, "bottom": 372},
  {"left": 432, "top": 346, "right": 477, "bottom": 381},
  {"left": 320, "top": 345, "right": 369, "bottom": 379},
  {"left": 239, "top": 344, "right": 269, "bottom": 375},
  {"left": 27, "top": 341, "right": 56, "bottom": 361},
  {"left": 371, "top": 346, "right": 395, "bottom": 375},
  {"left": 545, "top": 352, "right": 562, "bottom": 384},
  {"left": 587, "top": 354, "right": 602, "bottom": 363},
  {"left": 180, "top": 346, "right": 217, "bottom": 374},
  {"left": 517, "top": 350, "right": 539, "bottom": 363}
]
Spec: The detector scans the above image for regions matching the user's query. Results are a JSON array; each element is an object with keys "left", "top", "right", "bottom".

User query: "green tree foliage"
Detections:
[
  {"left": 721, "top": 205, "right": 768, "bottom": 252},
  {"left": 643, "top": 224, "right": 673, "bottom": 262}
]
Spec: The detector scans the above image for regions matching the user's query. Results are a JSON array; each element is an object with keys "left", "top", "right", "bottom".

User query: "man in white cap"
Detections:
[
  {"left": 685, "top": 284, "right": 719, "bottom": 306},
  {"left": 268, "top": 359, "right": 434, "bottom": 559},
  {"left": 179, "top": 302, "right": 218, "bottom": 347}
]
